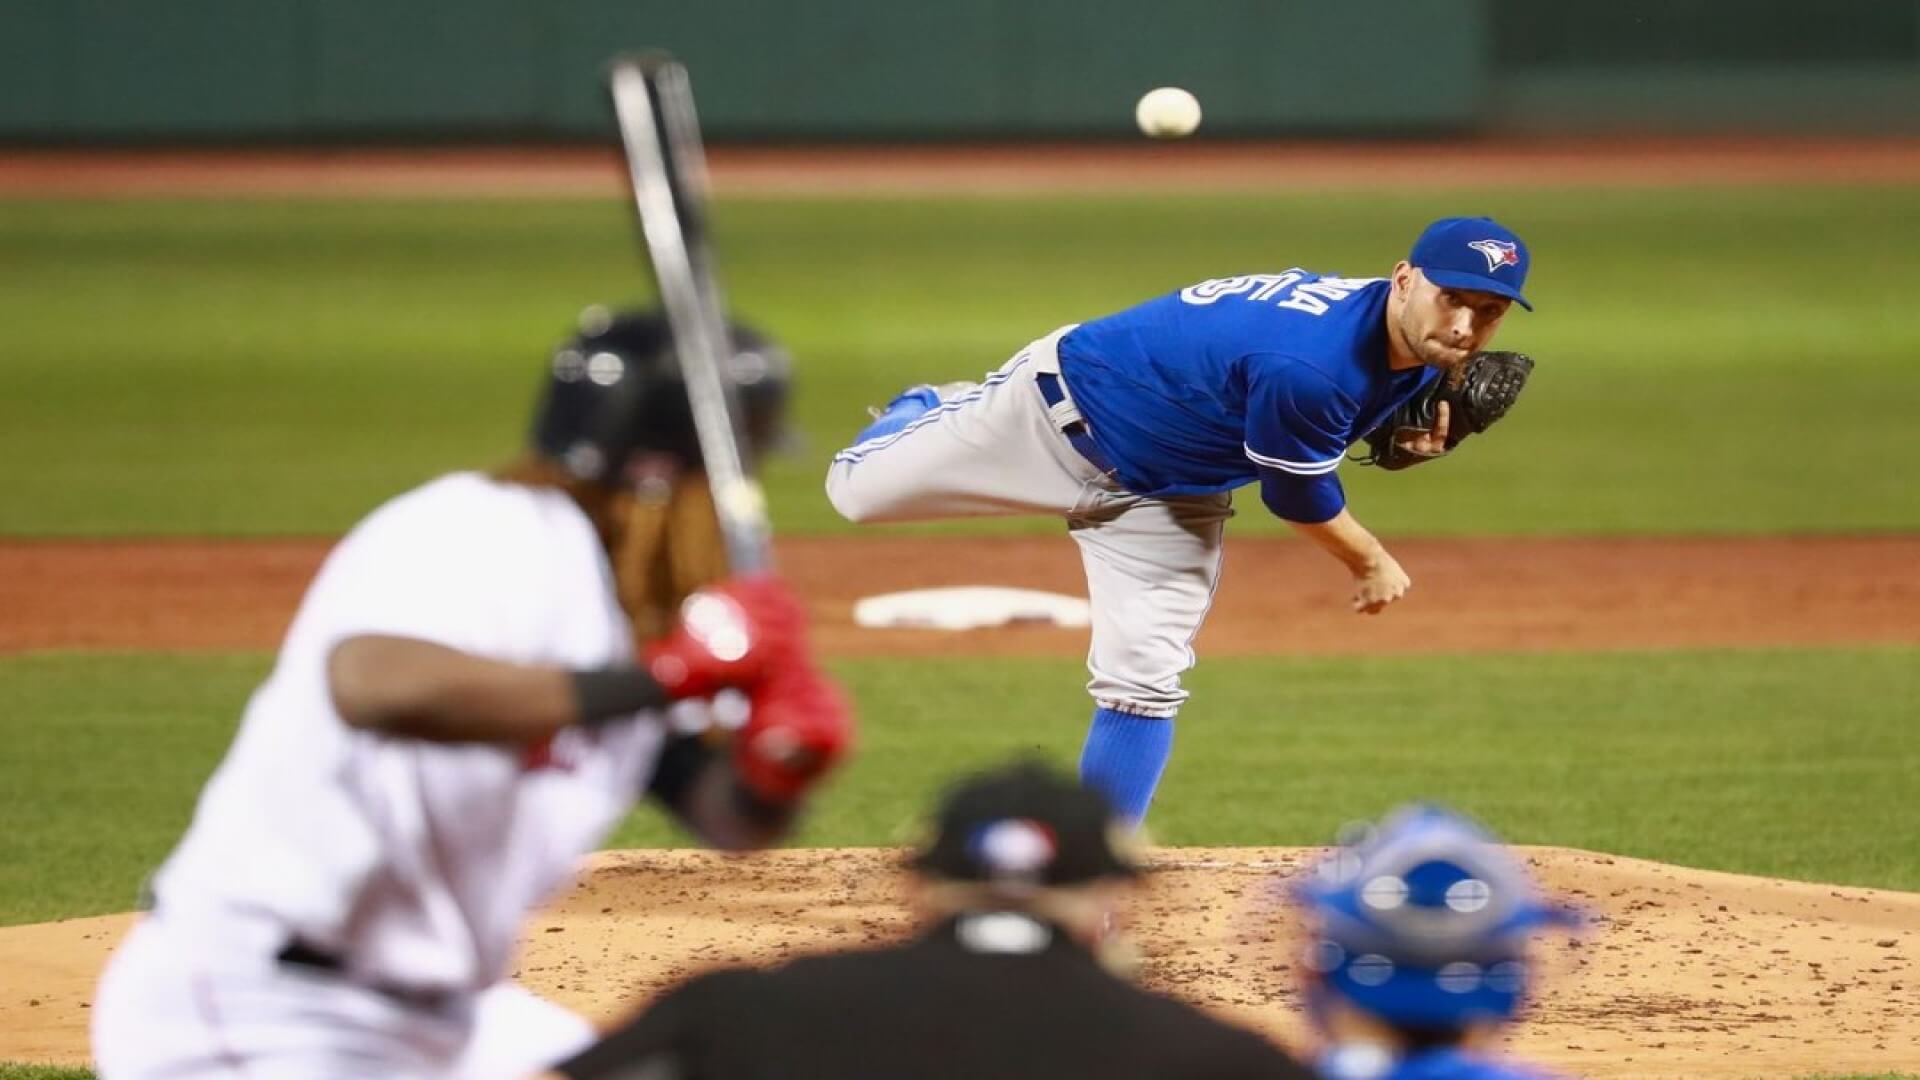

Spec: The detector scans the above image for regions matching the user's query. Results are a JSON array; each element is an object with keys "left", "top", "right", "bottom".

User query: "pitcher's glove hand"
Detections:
[{"left": 1358, "top": 350, "right": 1535, "bottom": 470}]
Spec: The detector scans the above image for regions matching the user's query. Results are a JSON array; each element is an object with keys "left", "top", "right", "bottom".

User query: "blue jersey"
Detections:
[
  {"left": 1318, "top": 1045, "right": 1565, "bottom": 1080},
  {"left": 1057, "top": 271, "right": 1438, "bottom": 522}
]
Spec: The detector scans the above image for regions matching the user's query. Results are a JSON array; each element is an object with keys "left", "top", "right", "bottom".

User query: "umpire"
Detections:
[{"left": 551, "top": 761, "right": 1313, "bottom": 1079}]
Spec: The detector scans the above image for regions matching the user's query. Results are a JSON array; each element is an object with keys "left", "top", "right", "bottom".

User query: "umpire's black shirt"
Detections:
[{"left": 557, "top": 910, "right": 1311, "bottom": 1080}]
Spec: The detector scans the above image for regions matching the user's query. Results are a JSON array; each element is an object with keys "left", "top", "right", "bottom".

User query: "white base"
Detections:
[{"left": 852, "top": 587, "right": 1091, "bottom": 631}]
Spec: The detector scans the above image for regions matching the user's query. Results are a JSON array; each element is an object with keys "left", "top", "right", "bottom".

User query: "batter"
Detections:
[{"left": 92, "top": 310, "right": 852, "bottom": 1078}]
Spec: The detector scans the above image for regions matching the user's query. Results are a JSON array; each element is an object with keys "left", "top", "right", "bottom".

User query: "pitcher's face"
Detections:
[{"left": 1392, "top": 263, "right": 1511, "bottom": 369}]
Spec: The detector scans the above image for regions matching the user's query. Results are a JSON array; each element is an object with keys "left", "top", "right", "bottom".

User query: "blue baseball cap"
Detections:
[
  {"left": 1409, "top": 216, "right": 1533, "bottom": 311},
  {"left": 1294, "top": 805, "right": 1581, "bottom": 1030}
]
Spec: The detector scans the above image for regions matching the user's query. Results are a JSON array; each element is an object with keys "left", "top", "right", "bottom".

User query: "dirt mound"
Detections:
[
  {"left": 4, "top": 847, "right": 1914, "bottom": 1077},
  {"left": 5, "top": 535, "right": 1919, "bottom": 656}
]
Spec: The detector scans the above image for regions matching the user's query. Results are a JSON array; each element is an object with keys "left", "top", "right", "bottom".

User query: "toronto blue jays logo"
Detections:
[{"left": 1468, "top": 239, "right": 1521, "bottom": 272}]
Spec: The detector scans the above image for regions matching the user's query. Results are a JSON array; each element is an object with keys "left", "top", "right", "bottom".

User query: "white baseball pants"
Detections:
[
  {"left": 825, "top": 326, "right": 1231, "bottom": 717},
  {"left": 91, "top": 916, "right": 594, "bottom": 1079}
]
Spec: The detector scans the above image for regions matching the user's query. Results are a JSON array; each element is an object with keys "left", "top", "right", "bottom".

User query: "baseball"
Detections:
[{"left": 1135, "top": 86, "right": 1201, "bottom": 139}]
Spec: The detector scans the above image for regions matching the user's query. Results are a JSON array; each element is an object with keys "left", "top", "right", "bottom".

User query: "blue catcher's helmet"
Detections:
[{"left": 1294, "top": 805, "right": 1580, "bottom": 1033}]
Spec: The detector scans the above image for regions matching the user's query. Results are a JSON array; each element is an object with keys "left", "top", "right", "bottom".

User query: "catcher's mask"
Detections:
[
  {"left": 1292, "top": 804, "right": 1581, "bottom": 1033},
  {"left": 531, "top": 305, "right": 792, "bottom": 489}
]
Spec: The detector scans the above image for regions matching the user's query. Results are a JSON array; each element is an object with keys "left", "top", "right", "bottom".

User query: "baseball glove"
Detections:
[{"left": 1357, "top": 350, "right": 1535, "bottom": 470}]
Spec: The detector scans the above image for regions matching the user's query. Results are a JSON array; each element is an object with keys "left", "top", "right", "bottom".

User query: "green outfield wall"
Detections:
[{"left": 1, "top": 0, "right": 1918, "bottom": 141}]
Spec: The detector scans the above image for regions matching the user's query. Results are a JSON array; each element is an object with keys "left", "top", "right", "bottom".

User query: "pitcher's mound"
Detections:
[{"left": 3, "top": 847, "right": 1915, "bottom": 1078}]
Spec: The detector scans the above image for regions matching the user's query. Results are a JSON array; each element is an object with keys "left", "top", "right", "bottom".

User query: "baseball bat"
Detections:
[{"left": 607, "top": 51, "right": 772, "bottom": 574}]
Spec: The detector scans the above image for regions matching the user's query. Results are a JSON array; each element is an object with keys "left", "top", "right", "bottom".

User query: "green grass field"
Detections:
[
  {"left": 5, "top": 646, "right": 1915, "bottom": 926},
  {"left": 2, "top": 186, "right": 1917, "bottom": 537}
]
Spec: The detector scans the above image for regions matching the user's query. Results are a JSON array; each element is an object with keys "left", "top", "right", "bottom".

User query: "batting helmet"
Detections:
[
  {"left": 531, "top": 306, "right": 791, "bottom": 487},
  {"left": 1293, "top": 805, "right": 1580, "bottom": 1033}
]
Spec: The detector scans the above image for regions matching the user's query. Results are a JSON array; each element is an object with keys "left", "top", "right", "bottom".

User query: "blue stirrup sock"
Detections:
[{"left": 1078, "top": 707, "right": 1175, "bottom": 825}]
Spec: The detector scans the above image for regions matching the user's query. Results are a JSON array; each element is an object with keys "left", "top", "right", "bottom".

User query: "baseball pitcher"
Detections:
[
  {"left": 826, "top": 216, "right": 1535, "bottom": 823},
  {"left": 91, "top": 310, "right": 853, "bottom": 1079}
]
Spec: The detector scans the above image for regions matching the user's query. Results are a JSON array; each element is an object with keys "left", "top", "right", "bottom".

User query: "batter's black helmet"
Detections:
[{"left": 531, "top": 306, "right": 791, "bottom": 487}]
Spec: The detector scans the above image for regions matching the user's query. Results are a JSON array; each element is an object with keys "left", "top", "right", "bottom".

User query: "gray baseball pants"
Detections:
[{"left": 824, "top": 326, "right": 1231, "bottom": 718}]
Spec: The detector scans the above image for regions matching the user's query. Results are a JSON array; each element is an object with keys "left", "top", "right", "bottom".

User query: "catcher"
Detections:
[
  {"left": 826, "top": 216, "right": 1536, "bottom": 823},
  {"left": 91, "top": 308, "right": 853, "bottom": 1079},
  {"left": 1291, "top": 804, "right": 1583, "bottom": 1079}
]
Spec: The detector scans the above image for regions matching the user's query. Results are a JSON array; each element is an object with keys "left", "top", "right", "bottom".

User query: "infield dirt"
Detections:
[
  {"left": 6, "top": 137, "right": 1920, "bottom": 197},
  {"left": 4, "top": 534, "right": 1918, "bottom": 656},
  {"left": 2, "top": 847, "right": 1915, "bottom": 1078}
]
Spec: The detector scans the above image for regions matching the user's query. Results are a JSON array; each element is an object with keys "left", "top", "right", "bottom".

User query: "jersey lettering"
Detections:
[
  {"left": 1181, "top": 272, "right": 1379, "bottom": 317},
  {"left": 523, "top": 729, "right": 589, "bottom": 773},
  {"left": 1179, "top": 272, "right": 1303, "bottom": 306},
  {"left": 1275, "top": 276, "right": 1378, "bottom": 315}
]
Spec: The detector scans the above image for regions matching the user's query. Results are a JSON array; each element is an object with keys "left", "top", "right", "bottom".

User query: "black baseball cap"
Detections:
[{"left": 911, "top": 761, "right": 1141, "bottom": 888}]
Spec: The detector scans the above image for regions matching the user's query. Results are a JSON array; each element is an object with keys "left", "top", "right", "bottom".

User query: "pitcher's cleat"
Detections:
[{"left": 854, "top": 384, "right": 942, "bottom": 444}]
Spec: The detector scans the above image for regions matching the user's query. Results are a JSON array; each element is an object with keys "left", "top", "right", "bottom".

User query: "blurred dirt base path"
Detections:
[
  {"left": 2, "top": 847, "right": 1914, "bottom": 1078},
  {"left": 5, "top": 138, "right": 1920, "bottom": 197},
  {"left": 3, "top": 536, "right": 1918, "bottom": 655}
]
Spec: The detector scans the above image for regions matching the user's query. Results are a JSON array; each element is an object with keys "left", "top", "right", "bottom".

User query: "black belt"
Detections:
[
  {"left": 1035, "top": 372, "right": 1117, "bottom": 476},
  {"left": 277, "top": 940, "right": 457, "bottom": 1011}
]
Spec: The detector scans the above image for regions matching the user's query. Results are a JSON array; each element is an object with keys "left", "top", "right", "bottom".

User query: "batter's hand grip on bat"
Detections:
[
  {"left": 641, "top": 576, "right": 807, "bottom": 700},
  {"left": 735, "top": 662, "right": 855, "bottom": 806}
]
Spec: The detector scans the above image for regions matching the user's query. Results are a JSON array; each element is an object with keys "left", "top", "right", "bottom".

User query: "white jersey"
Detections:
[{"left": 150, "top": 472, "right": 665, "bottom": 993}]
